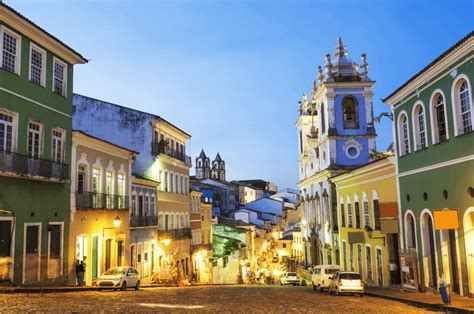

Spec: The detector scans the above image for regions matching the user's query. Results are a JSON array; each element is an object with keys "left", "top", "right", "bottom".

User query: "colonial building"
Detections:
[
  {"left": 130, "top": 175, "right": 159, "bottom": 281},
  {"left": 0, "top": 3, "right": 87, "bottom": 285},
  {"left": 234, "top": 181, "right": 263, "bottom": 206},
  {"left": 73, "top": 94, "right": 193, "bottom": 283},
  {"left": 297, "top": 37, "right": 376, "bottom": 267},
  {"left": 384, "top": 32, "right": 473, "bottom": 297},
  {"left": 195, "top": 150, "right": 225, "bottom": 181},
  {"left": 69, "top": 131, "right": 134, "bottom": 286},
  {"left": 190, "top": 189, "right": 213, "bottom": 283},
  {"left": 332, "top": 156, "right": 400, "bottom": 287}
]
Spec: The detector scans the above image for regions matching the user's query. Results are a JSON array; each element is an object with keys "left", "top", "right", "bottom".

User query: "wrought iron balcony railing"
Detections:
[
  {"left": 75, "top": 191, "right": 129, "bottom": 210},
  {"left": 158, "top": 228, "right": 192, "bottom": 240},
  {"left": 130, "top": 215, "right": 158, "bottom": 228},
  {"left": 151, "top": 142, "right": 191, "bottom": 165},
  {"left": 0, "top": 150, "right": 69, "bottom": 181}
]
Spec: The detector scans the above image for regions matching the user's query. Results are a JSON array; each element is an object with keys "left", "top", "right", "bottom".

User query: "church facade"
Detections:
[
  {"left": 195, "top": 150, "right": 226, "bottom": 181},
  {"left": 296, "top": 38, "right": 376, "bottom": 266}
]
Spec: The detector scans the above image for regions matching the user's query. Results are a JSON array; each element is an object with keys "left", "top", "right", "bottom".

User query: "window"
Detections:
[
  {"left": 175, "top": 174, "right": 179, "bottom": 193},
  {"left": 53, "top": 58, "right": 67, "bottom": 96},
  {"left": 452, "top": 78, "right": 472, "bottom": 135},
  {"left": 354, "top": 201, "right": 361, "bottom": 228},
  {"left": 363, "top": 201, "right": 370, "bottom": 228},
  {"left": 117, "top": 240, "right": 123, "bottom": 267},
  {"left": 77, "top": 165, "right": 86, "bottom": 193},
  {"left": 321, "top": 103, "right": 326, "bottom": 134},
  {"left": 92, "top": 168, "right": 101, "bottom": 207},
  {"left": 117, "top": 174, "right": 125, "bottom": 209},
  {"left": 144, "top": 195, "right": 149, "bottom": 216},
  {"left": 29, "top": 44, "right": 45, "bottom": 86},
  {"left": 459, "top": 80, "right": 472, "bottom": 133},
  {"left": 347, "top": 202, "right": 353, "bottom": 227},
  {"left": 349, "top": 244, "right": 354, "bottom": 272},
  {"left": 27, "top": 122, "right": 41, "bottom": 158},
  {"left": 131, "top": 194, "right": 137, "bottom": 216},
  {"left": 343, "top": 96, "right": 358, "bottom": 128},
  {"left": 106, "top": 171, "right": 113, "bottom": 208},
  {"left": 170, "top": 173, "right": 174, "bottom": 193},
  {"left": 150, "top": 195, "right": 155, "bottom": 216},
  {"left": 432, "top": 93, "right": 447, "bottom": 143},
  {"left": 164, "top": 171, "right": 169, "bottom": 192},
  {"left": 159, "top": 170, "right": 163, "bottom": 191},
  {"left": 52, "top": 129, "right": 64, "bottom": 162},
  {"left": 0, "top": 113, "right": 14, "bottom": 152},
  {"left": 366, "top": 246, "right": 372, "bottom": 280},
  {"left": 1, "top": 28, "right": 20, "bottom": 74},
  {"left": 373, "top": 199, "right": 381, "bottom": 230},
  {"left": 413, "top": 104, "right": 427, "bottom": 150},
  {"left": 398, "top": 113, "right": 410, "bottom": 156}
]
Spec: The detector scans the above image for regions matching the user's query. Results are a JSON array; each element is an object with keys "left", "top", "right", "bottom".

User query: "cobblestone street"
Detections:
[{"left": 0, "top": 285, "right": 434, "bottom": 313}]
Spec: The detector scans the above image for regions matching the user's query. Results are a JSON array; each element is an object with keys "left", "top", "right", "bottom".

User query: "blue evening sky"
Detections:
[{"left": 8, "top": 0, "right": 473, "bottom": 189}]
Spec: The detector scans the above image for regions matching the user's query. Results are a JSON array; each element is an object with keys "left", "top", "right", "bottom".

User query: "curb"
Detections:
[
  {"left": 365, "top": 291, "right": 472, "bottom": 313},
  {"left": 0, "top": 287, "right": 99, "bottom": 294}
]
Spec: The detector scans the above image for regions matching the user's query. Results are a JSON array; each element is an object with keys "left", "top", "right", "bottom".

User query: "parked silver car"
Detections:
[
  {"left": 97, "top": 267, "right": 140, "bottom": 291},
  {"left": 328, "top": 272, "right": 364, "bottom": 297}
]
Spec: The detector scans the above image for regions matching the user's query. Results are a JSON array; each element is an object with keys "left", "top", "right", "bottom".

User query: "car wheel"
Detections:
[
  {"left": 280, "top": 281, "right": 283, "bottom": 286},
  {"left": 312, "top": 283, "right": 316, "bottom": 291},
  {"left": 135, "top": 280, "right": 140, "bottom": 291},
  {"left": 121, "top": 282, "right": 127, "bottom": 291},
  {"left": 360, "top": 293, "right": 364, "bottom": 297}
]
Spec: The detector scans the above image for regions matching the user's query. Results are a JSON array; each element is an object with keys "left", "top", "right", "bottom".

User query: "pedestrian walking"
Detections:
[{"left": 389, "top": 259, "right": 398, "bottom": 285}]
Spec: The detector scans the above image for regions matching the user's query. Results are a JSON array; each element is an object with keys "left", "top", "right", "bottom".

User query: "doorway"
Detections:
[
  {"left": 448, "top": 229, "right": 460, "bottom": 293},
  {"left": 463, "top": 209, "right": 474, "bottom": 296},
  {"left": 421, "top": 212, "right": 437, "bottom": 288},
  {"left": 24, "top": 224, "right": 40, "bottom": 283},
  {"left": 376, "top": 248, "right": 383, "bottom": 286},
  {"left": 0, "top": 220, "right": 13, "bottom": 282},
  {"left": 91, "top": 236, "right": 99, "bottom": 278}
]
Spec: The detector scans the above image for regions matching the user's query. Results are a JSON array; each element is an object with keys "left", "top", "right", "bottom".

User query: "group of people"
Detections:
[{"left": 75, "top": 257, "right": 87, "bottom": 286}]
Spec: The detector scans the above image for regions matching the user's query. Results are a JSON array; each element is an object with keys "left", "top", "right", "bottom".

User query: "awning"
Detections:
[
  {"left": 433, "top": 209, "right": 459, "bottom": 230},
  {"left": 348, "top": 232, "right": 364, "bottom": 244},
  {"left": 380, "top": 203, "right": 398, "bottom": 218},
  {"left": 380, "top": 219, "right": 399, "bottom": 234}
]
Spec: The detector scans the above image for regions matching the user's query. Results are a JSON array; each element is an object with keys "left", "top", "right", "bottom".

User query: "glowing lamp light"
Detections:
[
  {"left": 273, "top": 269, "right": 282, "bottom": 277},
  {"left": 163, "top": 239, "right": 171, "bottom": 246},
  {"left": 152, "top": 239, "right": 158, "bottom": 245},
  {"left": 202, "top": 250, "right": 208, "bottom": 256},
  {"left": 113, "top": 216, "right": 121, "bottom": 228}
]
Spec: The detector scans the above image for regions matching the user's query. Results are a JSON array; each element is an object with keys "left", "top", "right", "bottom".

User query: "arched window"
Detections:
[
  {"left": 431, "top": 92, "right": 447, "bottom": 143},
  {"left": 458, "top": 80, "right": 472, "bottom": 133},
  {"left": 398, "top": 113, "right": 410, "bottom": 156},
  {"left": 198, "top": 160, "right": 202, "bottom": 167},
  {"left": 412, "top": 103, "right": 427, "bottom": 150},
  {"left": 321, "top": 103, "right": 326, "bottom": 134},
  {"left": 343, "top": 96, "right": 358, "bottom": 128},
  {"left": 452, "top": 77, "right": 472, "bottom": 135}
]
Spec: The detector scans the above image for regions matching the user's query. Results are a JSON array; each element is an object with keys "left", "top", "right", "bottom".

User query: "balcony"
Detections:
[
  {"left": 151, "top": 142, "right": 191, "bottom": 165},
  {"left": 75, "top": 191, "right": 129, "bottom": 210},
  {"left": 0, "top": 150, "right": 69, "bottom": 181},
  {"left": 130, "top": 215, "right": 158, "bottom": 228},
  {"left": 158, "top": 228, "right": 192, "bottom": 240}
]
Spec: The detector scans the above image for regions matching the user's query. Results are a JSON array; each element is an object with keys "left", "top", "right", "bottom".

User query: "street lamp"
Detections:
[
  {"left": 113, "top": 216, "right": 121, "bottom": 228},
  {"left": 163, "top": 239, "right": 171, "bottom": 246}
]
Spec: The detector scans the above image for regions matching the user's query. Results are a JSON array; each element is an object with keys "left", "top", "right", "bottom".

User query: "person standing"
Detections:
[
  {"left": 389, "top": 259, "right": 398, "bottom": 285},
  {"left": 74, "top": 259, "right": 80, "bottom": 286},
  {"left": 78, "top": 257, "right": 86, "bottom": 286}
]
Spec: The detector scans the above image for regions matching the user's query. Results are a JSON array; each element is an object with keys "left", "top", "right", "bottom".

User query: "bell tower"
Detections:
[{"left": 195, "top": 149, "right": 210, "bottom": 179}]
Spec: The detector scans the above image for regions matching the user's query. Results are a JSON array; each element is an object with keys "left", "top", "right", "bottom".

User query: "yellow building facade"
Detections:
[{"left": 333, "top": 156, "right": 400, "bottom": 287}]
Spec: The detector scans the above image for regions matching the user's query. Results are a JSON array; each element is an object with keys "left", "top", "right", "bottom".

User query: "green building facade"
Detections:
[
  {"left": 384, "top": 32, "right": 474, "bottom": 297},
  {"left": 0, "top": 3, "right": 86, "bottom": 285}
]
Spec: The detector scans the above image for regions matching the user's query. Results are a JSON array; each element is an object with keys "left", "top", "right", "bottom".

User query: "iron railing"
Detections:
[
  {"left": 130, "top": 215, "right": 158, "bottom": 228},
  {"left": 0, "top": 150, "right": 69, "bottom": 181},
  {"left": 151, "top": 142, "right": 191, "bottom": 165},
  {"left": 75, "top": 191, "right": 129, "bottom": 210},
  {"left": 158, "top": 228, "right": 192, "bottom": 240}
]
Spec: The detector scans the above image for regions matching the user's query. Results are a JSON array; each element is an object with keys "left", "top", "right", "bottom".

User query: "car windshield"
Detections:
[
  {"left": 103, "top": 267, "right": 127, "bottom": 275},
  {"left": 339, "top": 273, "right": 361, "bottom": 280},
  {"left": 325, "top": 269, "right": 339, "bottom": 274},
  {"left": 287, "top": 272, "right": 297, "bottom": 276}
]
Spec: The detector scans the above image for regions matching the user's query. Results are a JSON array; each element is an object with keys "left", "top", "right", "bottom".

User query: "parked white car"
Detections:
[
  {"left": 96, "top": 267, "right": 140, "bottom": 291},
  {"left": 328, "top": 272, "right": 364, "bottom": 297},
  {"left": 311, "top": 265, "right": 341, "bottom": 291},
  {"left": 280, "top": 272, "right": 300, "bottom": 286}
]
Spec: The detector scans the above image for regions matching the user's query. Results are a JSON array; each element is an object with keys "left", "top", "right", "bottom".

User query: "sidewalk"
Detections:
[{"left": 366, "top": 287, "right": 474, "bottom": 313}]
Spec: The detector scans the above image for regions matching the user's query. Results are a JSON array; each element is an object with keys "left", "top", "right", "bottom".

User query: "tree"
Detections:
[{"left": 223, "top": 238, "right": 241, "bottom": 256}]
